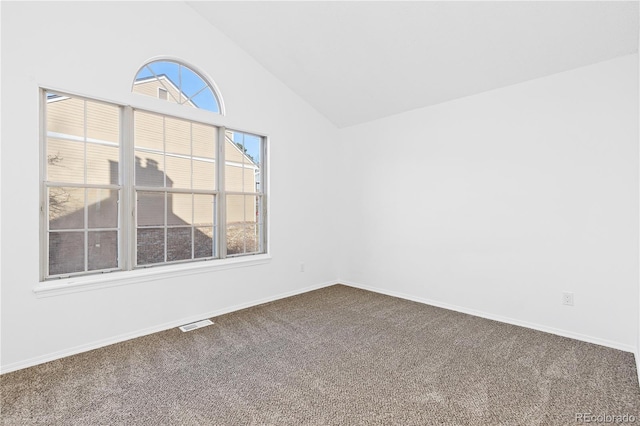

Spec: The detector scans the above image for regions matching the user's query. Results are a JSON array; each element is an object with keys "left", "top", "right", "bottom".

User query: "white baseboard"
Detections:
[
  {"left": 1, "top": 280, "right": 337, "bottom": 374},
  {"left": 339, "top": 280, "right": 636, "bottom": 354}
]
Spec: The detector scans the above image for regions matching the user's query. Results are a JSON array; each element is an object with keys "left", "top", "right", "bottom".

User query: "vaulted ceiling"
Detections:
[{"left": 189, "top": 1, "right": 639, "bottom": 128}]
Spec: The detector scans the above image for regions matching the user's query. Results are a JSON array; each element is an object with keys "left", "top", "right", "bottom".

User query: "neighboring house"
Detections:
[
  {"left": 133, "top": 75, "right": 199, "bottom": 108},
  {"left": 46, "top": 76, "right": 259, "bottom": 273}
]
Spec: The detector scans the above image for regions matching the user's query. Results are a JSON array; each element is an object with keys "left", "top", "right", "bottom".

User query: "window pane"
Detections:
[
  {"left": 46, "top": 95, "right": 85, "bottom": 139},
  {"left": 134, "top": 111, "right": 164, "bottom": 151},
  {"left": 225, "top": 195, "right": 263, "bottom": 256},
  {"left": 165, "top": 117, "right": 191, "bottom": 155},
  {"left": 168, "top": 193, "right": 192, "bottom": 226},
  {"left": 179, "top": 66, "right": 204, "bottom": 99},
  {"left": 137, "top": 228, "right": 164, "bottom": 265},
  {"left": 226, "top": 194, "right": 245, "bottom": 255},
  {"left": 88, "top": 231, "right": 118, "bottom": 270},
  {"left": 134, "top": 66, "right": 181, "bottom": 104},
  {"left": 49, "top": 187, "right": 85, "bottom": 230},
  {"left": 193, "top": 194, "right": 214, "bottom": 226},
  {"left": 225, "top": 133, "right": 247, "bottom": 164},
  {"left": 245, "top": 196, "right": 260, "bottom": 254},
  {"left": 226, "top": 223, "right": 244, "bottom": 256},
  {"left": 88, "top": 189, "right": 118, "bottom": 229},
  {"left": 250, "top": 195, "right": 263, "bottom": 254},
  {"left": 132, "top": 76, "right": 163, "bottom": 99},
  {"left": 192, "top": 122, "right": 216, "bottom": 159},
  {"left": 86, "top": 101, "right": 119, "bottom": 143},
  {"left": 148, "top": 62, "right": 180, "bottom": 90},
  {"left": 243, "top": 194, "right": 257, "bottom": 223},
  {"left": 243, "top": 166, "right": 258, "bottom": 193},
  {"left": 135, "top": 153, "right": 165, "bottom": 187},
  {"left": 226, "top": 195, "right": 244, "bottom": 225},
  {"left": 194, "top": 226, "right": 214, "bottom": 259},
  {"left": 242, "top": 133, "right": 261, "bottom": 168},
  {"left": 165, "top": 155, "right": 191, "bottom": 189},
  {"left": 245, "top": 224, "right": 260, "bottom": 254},
  {"left": 137, "top": 191, "right": 165, "bottom": 227},
  {"left": 225, "top": 163, "right": 243, "bottom": 192},
  {"left": 243, "top": 134, "right": 261, "bottom": 192},
  {"left": 167, "top": 227, "right": 192, "bottom": 262},
  {"left": 47, "top": 139, "right": 84, "bottom": 184},
  {"left": 193, "top": 160, "right": 215, "bottom": 190},
  {"left": 86, "top": 144, "right": 119, "bottom": 185},
  {"left": 225, "top": 131, "right": 262, "bottom": 193},
  {"left": 191, "top": 88, "right": 219, "bottom": 113},
  {"left": 49, "top": 232, "right": 84, "bottom": 275}
]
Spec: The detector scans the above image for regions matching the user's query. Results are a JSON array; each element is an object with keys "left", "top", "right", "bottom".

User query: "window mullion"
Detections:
[
  {"left": 178, "top": 64, "right": 183, "bottom": 105},
  {"left": 40, "top": 89, "right": 49, "bottom": 280},
  {"left": 84, "top": 188, "right": 89, "bottom": 273},
  {"left": 190, "top": 123, "right": 195, "bottom": 260},
  {"left": 163, "top": 117, "right": 168, "bottom": 263},
  {"left": 83, "top": 101, "right": 89, "bottom": 272},
  {"left": 218, "top": 127, "right": 227, "bottom": 259},
  {"left": 260, "top": 136, "right": 267, "bottom": 254},
  {"left": 122, "top": 106, "right": 135, "bottom": 271},
  {"left": 241, "top": 133, "right": 247, "bottom": 255}
]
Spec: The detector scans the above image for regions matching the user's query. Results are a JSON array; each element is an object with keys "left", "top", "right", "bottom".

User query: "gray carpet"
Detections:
[{"left": 2, "top": 284, "right": 639, "bottom": 425}]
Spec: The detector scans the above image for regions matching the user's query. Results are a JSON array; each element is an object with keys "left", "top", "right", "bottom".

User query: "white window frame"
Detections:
[{"left": 37, "top": 88, "right": 270, "bottom": 296}]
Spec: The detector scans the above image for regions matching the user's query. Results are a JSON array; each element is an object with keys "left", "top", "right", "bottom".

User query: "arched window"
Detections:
[
  {"left": 132, "top": 59, "right": 224, "bottom": 114},
  {"left": 39, "top": 59, "right": 267, "bottom": 284}
]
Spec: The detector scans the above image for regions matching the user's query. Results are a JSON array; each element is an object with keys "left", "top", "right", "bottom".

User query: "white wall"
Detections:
[
  {"left": 0, "top": 2, "right": 340, "bottom": 371},
  {"left": 338, "top": 55, "right": 639, "bottom": 351}
]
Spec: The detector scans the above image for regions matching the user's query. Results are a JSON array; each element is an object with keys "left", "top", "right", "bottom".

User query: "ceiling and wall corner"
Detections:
[{"left": 188, "top": 1, "right": 639, "bottom": 128}]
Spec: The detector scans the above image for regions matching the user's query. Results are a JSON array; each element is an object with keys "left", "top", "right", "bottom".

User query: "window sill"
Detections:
[{"left": 33, "top": 254, "right": 272, "bottom": 298}]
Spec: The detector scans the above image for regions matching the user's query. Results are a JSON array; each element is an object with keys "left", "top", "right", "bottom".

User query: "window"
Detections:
[
  {"left": 158, "top": 88, "right": 168, "bottom": 101},
  {"left": 44, "top": 94, "right": 121, "bottom": 276},
  {"left": 42, "top": 64, "right": 266, "bottom": 280},
  {"left": 224, "top": 130, "right": 265, "bottom": 256},
  {"left": 134, "top": 111, "right": 220, "bottom": 265},
  {"left": 133, "top": 60, "right": 222, "bottom": 113}
]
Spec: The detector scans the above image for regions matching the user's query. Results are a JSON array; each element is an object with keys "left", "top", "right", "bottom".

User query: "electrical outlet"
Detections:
[
  {"left": 299, "top": 262, "right": 305, "bottom": 272},
  {"left": 562, "top": 292, "right": 574, "bottom": 306}
]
